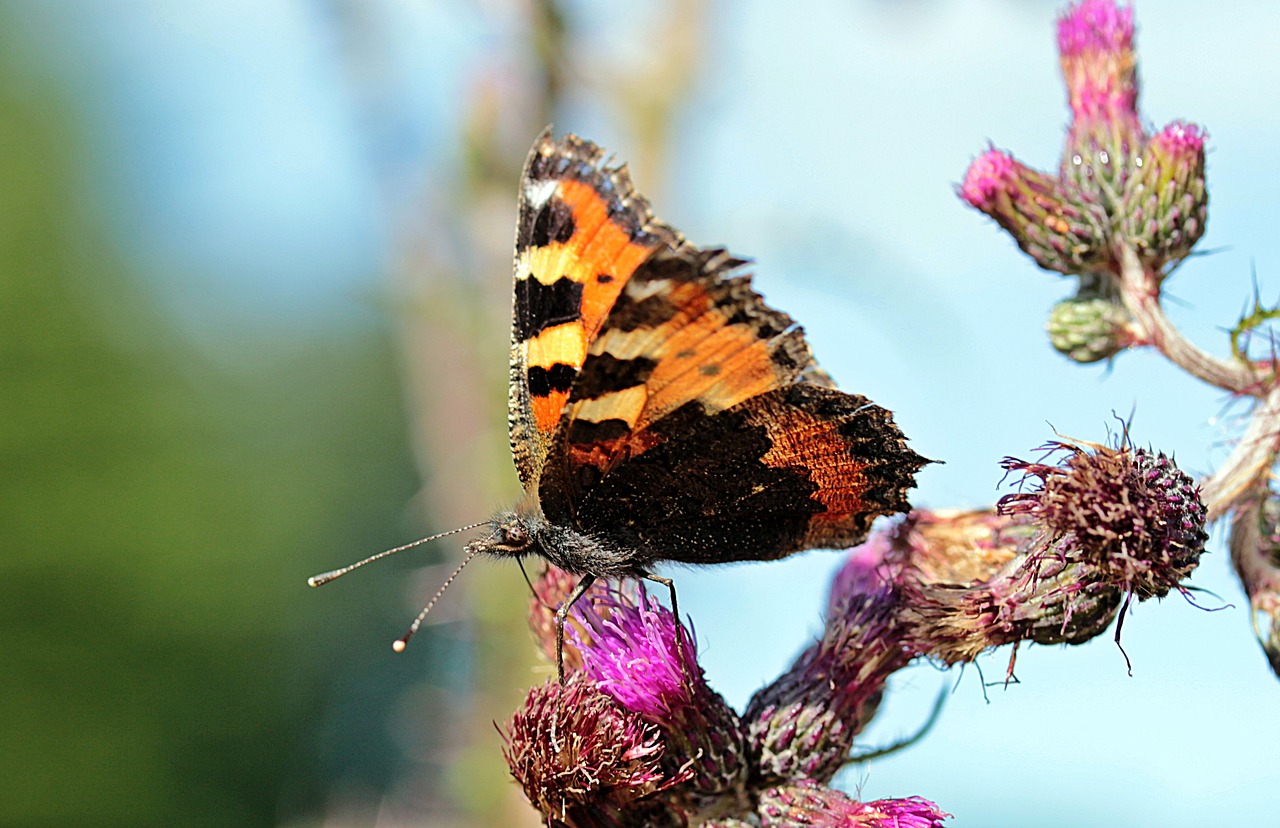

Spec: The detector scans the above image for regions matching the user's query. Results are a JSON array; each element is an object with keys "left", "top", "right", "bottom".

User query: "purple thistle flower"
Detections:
[
  {"left": 999, "top": 439, "right": 1208, "bottom": 600},
  {"left": 757, "top": 780, "right": 950, "bottom": 828},
  {"left": 527, "top": 564, "right": 619, "bottom": 673},
  {"left": 573, "top": 587, "right": 701, "bottom": 720},
  {"left": 826, "top": 530, "right": 897, "bottom": 616},
  {"left": 959, "top": 148, "right": 1110, "bottom": 276},
  {"left": 501, "top": 673, "right": 685, "bottom": 826},
  {"left": 1057, "top": 0, "right": 1144, "bottom": 203},
  {"left": 572, "top": 585, "right": 750, "bottom": 820}
]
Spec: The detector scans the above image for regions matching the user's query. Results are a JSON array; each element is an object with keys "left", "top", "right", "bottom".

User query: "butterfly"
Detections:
[
  {"left": 311, "top": 130, "right": 927, "bottom": 677},
  {"left": 468, "top": 130, "right": 926, "bottom": 674}
]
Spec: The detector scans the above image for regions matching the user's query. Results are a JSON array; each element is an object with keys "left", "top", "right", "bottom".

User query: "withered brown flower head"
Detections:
[{"left": 999, "top": 439, "right": 1207, "bottom": 598}]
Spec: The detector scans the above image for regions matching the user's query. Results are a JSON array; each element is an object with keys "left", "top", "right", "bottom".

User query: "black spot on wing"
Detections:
[
  {"left": 514, "top": 276, "right": 585, "bottom": 342},
  {"left": 520, "top": 196, "right": 576, "bottom": 252},
  {"left": 527, "top": 363, "right": 576, "bottom": 398},
  {"left": 573, "top": 354, "right": 658, "bottom": 400},
  {"left": 566, "top": 418, "right": 632, "bottom": 445},
  {"left": 607, "top": 292, "right": 682, "bottom": 333}
]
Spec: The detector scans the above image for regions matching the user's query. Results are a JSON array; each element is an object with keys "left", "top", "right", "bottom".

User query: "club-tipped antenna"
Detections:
[
  {"left": 392, "top": 549, "right": 480, "bottom": 652},
  {"left": 306, "top": 522, "right": 486, "bottom": 588}
]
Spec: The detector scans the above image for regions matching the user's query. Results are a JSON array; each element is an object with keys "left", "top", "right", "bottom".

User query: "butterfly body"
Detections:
[
  {"left": 474, "top": 131, "right": 927, "bottom": 623},
  {"left": 472, "top": 497, "right": 646, "bottom": 580}
]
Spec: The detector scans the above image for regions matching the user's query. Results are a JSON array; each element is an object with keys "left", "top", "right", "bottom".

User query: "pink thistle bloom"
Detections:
[
  {"left": 1151, "top": 120, "right": 1206, "bottom": 155},
  {"left": 958, "top": 149, "right": 1020, "bottom": 211},
  {"left": 572, "top": 585, "right": 750, "bottom": 819},
  {"left": 1057, "top": 0, "right": 1144, "bottom": 205},
  {"left": 826, "top": 530, "right": 898, "bottom": 616},
  {"left": 572, "top": 586, "right": 701, "bottom": 721},
  {"left": 527, "top": 564, "right": 614, "bottom": 671},
  {"left": 1057, "top": 0, "right": 1134, "bottom": 66},
  {"left": 501, "top": 673, "right": 685, "bottom": 825},
  {"left": 959, "top": 148, "right": 1110, "bottom": 276},
  {"left": 758, "top": 780, "right": 950, "bottom": 827}
]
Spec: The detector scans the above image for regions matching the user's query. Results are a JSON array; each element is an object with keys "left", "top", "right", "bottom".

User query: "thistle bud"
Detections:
[
  {"left": 572, "top": 586, "right": 750, "bottom": 819},
  {"left": 960, "top": 148, "right": 1110, "bottom": 275},
  {"left": 745, "top": 565, "right": 908, "bottom": 784},
  {"left": 1228, "top": 495, "right": 1280, "bottom": 678},
  {"left": 501, "top": 673, "right": 685, "bottom": 826},
  {"left": 1000, "top": 440, "right": 1208, "bottom": 599},
  {"left": 1122, "top": 121, "right": 1208, "bottom": 272},
  {"left": 757, "top": 780, "right": 950, "bottom": 828},
  {"left": 1046, "top": 292, "right": 1134, "bottom": 363},
  {"left": 1057, "top": 0, "right": 1144, "bottom": 205}
]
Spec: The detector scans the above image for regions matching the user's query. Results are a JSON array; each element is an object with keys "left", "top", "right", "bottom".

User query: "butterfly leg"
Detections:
[
  {"left": 643, "top": 573, "right": 689, "bottom": 679},
  {"left": 556, "top": 573, "right": 596, "bottom": 683}
]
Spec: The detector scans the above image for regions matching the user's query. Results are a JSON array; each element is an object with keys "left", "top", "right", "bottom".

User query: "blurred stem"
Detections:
[
  {"left": 1200, "top": 383, "right": 1280, "bottom": 522},
  {"left": 1116, "top": 244, "right": 1262, "bottom": 394},
  {"left": 1116, "top": 243, "right": 1280, "bottom": 520},
  {"left": 530, "top": 0, "right": 566, "bottom": 130}
]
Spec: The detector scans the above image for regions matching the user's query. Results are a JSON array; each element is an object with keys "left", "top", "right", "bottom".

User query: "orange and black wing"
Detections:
[
  {"left": 563, "top": 383, "right": 925, "bottom": 563},
  {"left": 513, "top": 131, "right": 926, "bottom": 565},
  {"left": 508, "top": 130, "right": 680, "bottom": 489},
  {"left": 536, "top": 242, "right": 925, "bottom": 562}
]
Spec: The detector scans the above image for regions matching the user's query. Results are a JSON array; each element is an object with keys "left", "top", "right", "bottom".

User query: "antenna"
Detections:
[
  {"left": 306, "top": 522, "right": 486, "bottom": 587},
  {"left": 392, "top": 549, "right": 479, "bottom": 652}
]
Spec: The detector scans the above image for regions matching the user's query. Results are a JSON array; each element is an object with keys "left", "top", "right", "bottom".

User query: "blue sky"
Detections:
[{"left": 17, "top": 0, "right": 1280, "bottom": 824}]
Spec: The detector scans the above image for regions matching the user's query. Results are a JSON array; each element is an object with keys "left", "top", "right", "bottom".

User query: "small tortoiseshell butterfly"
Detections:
[{"left": 313, "top": 130, "right": 928, "bottom": 675}]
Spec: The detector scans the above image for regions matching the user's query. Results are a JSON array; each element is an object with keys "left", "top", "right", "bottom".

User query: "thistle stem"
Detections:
[
  {"left": 1200, "top": 383, "right": 1280, "bottom": 521},
  {"left": 1116, "top": 244, "right": 1262, "bottom": 394}
]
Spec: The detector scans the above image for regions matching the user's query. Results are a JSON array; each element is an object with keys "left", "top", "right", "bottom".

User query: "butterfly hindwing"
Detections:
[{"left": 555, "top": 383, "right": 924, "bottom": 563}]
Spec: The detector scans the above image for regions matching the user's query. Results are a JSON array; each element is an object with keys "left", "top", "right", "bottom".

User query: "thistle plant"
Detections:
[{"left": 498, "top": 1, "right": 1280, "bottom": 823}]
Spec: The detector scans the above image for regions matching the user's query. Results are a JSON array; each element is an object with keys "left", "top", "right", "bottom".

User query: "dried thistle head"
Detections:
[
  {"left": 999, "top": 438, "right": 1207, "bottom": 599},
  {"left": 883, "top": 509, "right": 1121, "bottom": 666}
]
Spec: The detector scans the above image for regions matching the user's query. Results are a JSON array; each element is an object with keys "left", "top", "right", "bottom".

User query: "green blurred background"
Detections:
[{"left": 5, "top": 1, "right": 1280, "bottom": 826}]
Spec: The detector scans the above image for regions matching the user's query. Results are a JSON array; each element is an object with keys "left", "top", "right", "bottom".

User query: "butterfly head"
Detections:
[{"left": 467, "top": 509, "right": 542, "bottom": 559}]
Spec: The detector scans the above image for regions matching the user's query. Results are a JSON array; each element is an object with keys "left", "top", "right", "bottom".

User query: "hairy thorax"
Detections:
[{"left": 472, "top": 491, "right": 651, "bottom": 580}]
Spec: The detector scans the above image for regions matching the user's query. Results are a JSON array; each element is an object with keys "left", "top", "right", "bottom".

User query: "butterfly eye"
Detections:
[{"left": 504, "top": 524, "right": 529, "bottom": 546}]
